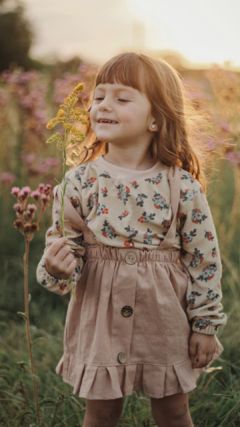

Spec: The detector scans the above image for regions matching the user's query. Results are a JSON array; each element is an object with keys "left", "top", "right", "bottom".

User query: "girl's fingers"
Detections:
[
  {"left": 66, "top": 258, "right": 77, "bottom": 276},
  {"left": 61, "top": 252, "right": 75, "bottom": 267},
  {"left": 206, "top": 352, "right": 213, "bottom": 366},
  {"left": 54, "top": 244, "right": 72, "bottom": 262},
  {"left": 192, "top": 353, "right": 207, "bottom": 369},
  {"left": 189, "top": 339, "right": 197, "bottom": 360},
  {"left": 48, "top": 237, "right": 68, "bottom": 256}
]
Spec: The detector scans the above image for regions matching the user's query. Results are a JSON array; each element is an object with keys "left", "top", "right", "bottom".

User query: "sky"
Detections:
[{"left": 22, "top": 0, "right": 240, "bottom": 69}]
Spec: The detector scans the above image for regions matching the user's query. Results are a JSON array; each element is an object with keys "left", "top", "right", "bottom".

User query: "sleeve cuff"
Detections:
[
  {"left": 192, "top": 319, "right": 219, "bottom": 335},
  {"left": 36, "top": 256, "right": 71, "bottom": 294}
]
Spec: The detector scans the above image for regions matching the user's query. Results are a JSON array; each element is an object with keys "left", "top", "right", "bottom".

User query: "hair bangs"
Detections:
[{"left": 94, "top": 53, "right": 145, "bottom": 93}]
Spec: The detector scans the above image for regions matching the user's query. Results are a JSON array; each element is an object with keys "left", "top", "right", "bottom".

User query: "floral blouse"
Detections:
[{"left": 36, "top": 154, "right": 227, "bottom": 335}]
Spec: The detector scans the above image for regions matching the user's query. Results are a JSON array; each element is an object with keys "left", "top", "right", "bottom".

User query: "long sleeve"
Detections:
[
  {"left": 36, "top": 174, "right": 86, "bottom": 295},
  {"left": 178, "top": 171, "right": 227, "bottom": 335}
]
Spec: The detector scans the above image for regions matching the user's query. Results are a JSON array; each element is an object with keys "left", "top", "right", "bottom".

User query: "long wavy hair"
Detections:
[{"left": 66, "top": 52, "right": 216, "bottom": 192}]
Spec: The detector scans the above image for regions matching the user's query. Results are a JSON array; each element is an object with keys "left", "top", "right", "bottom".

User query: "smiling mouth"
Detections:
[{"left": 98, "top": 120, "right": 118, "bottom": 124}]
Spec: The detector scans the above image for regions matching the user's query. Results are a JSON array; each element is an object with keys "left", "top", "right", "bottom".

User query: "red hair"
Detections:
[{"left": 67, "top": 52, "right": 216, "bottom": 192}]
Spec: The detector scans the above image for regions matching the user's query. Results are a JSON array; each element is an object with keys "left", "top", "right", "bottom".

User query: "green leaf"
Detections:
[
  {"left": 39, "top": 397, "right": 57, "bottom": 406},
  {"left": 14, "top": 408, "right": 34, "bottom": 420},
  {"left": 17, "top": 311, "right": 27, "bottom": 321}
]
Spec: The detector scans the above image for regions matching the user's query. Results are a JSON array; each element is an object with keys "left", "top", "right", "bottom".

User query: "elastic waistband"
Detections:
[{"left": 85, "top": 244, "right": 181, "bottom": 263}]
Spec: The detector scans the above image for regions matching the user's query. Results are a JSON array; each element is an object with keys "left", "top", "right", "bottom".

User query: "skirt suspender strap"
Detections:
[
  {"left": 53, "top": 184, "right": 98, "bottom": 245},
  {"left": 157, "top": 165, "right": 181, "bottom": 251}
]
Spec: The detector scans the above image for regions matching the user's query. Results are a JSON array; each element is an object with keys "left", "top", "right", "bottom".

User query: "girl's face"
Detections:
[{"left": 90, "top": 81, "right": 157, "bottom": 146}]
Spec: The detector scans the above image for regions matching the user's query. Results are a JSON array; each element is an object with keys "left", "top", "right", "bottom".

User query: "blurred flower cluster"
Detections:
[
  {"left": 53, "top": 62, "right": 98, "bottom": 106},
  {"left": 0, "top": 63, "right": 97, "bottom": 187},
  {"left": 183, "top": 68, "right": 240, "bottom": 167},
  {"left": 1, "top": 69, "right": 49, "bottom": 138},
  {"left": 11, "top": 183, "right": 52, "bottom": 241},
  {"left": 204, "top": 67, "right": 240, "bottom": 165},
  {"left": 19, "top": 151, "right": 61, "bottom": 176}
]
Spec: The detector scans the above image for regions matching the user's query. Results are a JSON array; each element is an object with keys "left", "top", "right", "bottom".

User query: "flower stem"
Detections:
[
  {"left": 61, "top": 128, "right": 76, "bottom": 300},
  {"left": 24, "top": 237, "right": 40, "bottom": 426}
]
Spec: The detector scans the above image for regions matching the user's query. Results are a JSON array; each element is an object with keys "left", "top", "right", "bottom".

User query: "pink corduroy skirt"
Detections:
[{"left": 55, "top": 244, "right": 223, "bottom": 400}]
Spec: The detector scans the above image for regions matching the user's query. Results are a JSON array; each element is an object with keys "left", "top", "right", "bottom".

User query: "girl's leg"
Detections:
[
  {"left": 151, "top": 392, "right": 194, "bottom": 427},
  {"left": 83, "top": 397, "right": 124, "bottom": 427}
]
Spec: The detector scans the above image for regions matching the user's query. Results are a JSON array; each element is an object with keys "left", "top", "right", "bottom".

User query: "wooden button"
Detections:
[
  {"left": 121, "top": 306, "right": 133, "bottom": 317},
  {"left": 125, "top": 253, "right": 136, "bottom": 264},
  {"left": 117, "top": 352, "right": 127, "bottom": 364}
]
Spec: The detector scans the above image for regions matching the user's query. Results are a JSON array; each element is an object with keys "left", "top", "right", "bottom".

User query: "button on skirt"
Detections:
[{"left": 56, "top": 244, "right": 223, "bottom": 400}]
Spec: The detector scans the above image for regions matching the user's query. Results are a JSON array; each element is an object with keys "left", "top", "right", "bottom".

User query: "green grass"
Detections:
[{"left": 0, "top": 298, "right": 239, "bottom": 427}]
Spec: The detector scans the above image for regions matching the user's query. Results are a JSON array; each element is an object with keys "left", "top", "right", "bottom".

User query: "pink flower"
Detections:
[
  {"left": 220, "top": 122, "right": 230, "bottom": 132},
  {"left": 1, "top": 172, "right": 16, "bottom": 184},
  {"left": 43, "top": 184, "right": 51, "bottom": 195},
  {"left": 11, "top": 187, "right": 20, "bottom": 197},
  {"left": 41, "top": 194, "right": 50, "bottom": 205},
  {"left": 39, "top": 184, "right": 45, "bottom": 193},
  {"left": 13, "top": 203, "right": 24, "bottom": 215},
  {"left": 226, "top": 151, "right": 240, "bottom": 167},
  {"left": 19, "top": 186, "right": 31, "bottom": 201},
  {"left": 31, "top": 189, "right": 41, "bottom": 201},
  {"left": 27, "top": 204, "right": 37, "bottom": 213}
]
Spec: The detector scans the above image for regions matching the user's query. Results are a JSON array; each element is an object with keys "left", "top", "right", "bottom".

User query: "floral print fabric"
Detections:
[{"left": 36, "top": 156, "right": 227, "bottom": 335}]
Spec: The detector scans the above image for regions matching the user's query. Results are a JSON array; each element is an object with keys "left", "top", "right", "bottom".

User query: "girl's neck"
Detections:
[{"left": 103, "top": 153, "right": 157, "bottom": 171}]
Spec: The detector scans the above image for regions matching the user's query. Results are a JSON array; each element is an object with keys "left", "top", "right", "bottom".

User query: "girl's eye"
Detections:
[
  {"left": 94, "top": 97, "right": 104, "bottom": 101},
  {"left": 118, "top": 99, "right": 129, "bottom": 102}
]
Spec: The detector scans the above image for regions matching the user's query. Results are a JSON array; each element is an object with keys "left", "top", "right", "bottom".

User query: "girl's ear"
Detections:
[{"left": 149, "top": 122, "right": 158, "bottom": 132}]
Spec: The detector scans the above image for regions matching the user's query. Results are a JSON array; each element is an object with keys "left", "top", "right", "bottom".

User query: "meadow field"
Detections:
[{"left": 0, "top": 62, "right": 240, "bottom": 426}]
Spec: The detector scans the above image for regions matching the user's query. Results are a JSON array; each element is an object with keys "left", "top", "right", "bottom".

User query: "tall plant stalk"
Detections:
[
  {"left": 23, "top": 238, "right": 40, "bottom": 426},
  {"left": 11, "top": 183, "right": 53, "bottom": 424}
]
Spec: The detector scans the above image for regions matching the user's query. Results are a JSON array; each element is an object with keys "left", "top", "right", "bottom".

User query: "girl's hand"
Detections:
[
  {"left": 189, "top": 331, "right": 217, "bottom": 369},
  {"left": 45, "top": 236, "right": 77, "bottom": 280}
]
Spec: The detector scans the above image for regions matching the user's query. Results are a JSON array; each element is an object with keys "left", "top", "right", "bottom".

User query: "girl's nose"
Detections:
[{"left": 99, "top": 99, "right": 113, "bottom": 112}]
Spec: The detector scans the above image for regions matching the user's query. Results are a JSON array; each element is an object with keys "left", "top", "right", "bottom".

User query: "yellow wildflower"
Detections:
[
  {"left": 71, "top": 126, "right": 84, "bottom": 137},
  {"left": 73, "top": 107, "right": 89, "bottom": 116},
  {"left": 46, "top": 118, "right": 59, "bottom": 129},
  {"left": 64, "top": 124, "right": 73, "bottom": 131},
  {"left": 64, "top": 94, "right": 78, "bottom": 106},
  {"left": 46, "top": 133, "right": 63, "bottom": 144},
  {"left": 73, "top": 83, "right": 85, "bottom": 94},
  {"left": 57, "top": 109, "right": 65, "bottom": 118}
]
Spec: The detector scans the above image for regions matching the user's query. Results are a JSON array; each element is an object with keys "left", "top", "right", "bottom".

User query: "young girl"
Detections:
[{"left": 37, "top": 52, "right": 227, "bottom": 427}]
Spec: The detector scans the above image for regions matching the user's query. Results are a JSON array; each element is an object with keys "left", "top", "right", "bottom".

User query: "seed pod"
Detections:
[
  {"left": 13, "top": 219, "right": 23, "bottom": 230},
  {"left": 31, "top": 223, "right": 39, "bottom": 233}
]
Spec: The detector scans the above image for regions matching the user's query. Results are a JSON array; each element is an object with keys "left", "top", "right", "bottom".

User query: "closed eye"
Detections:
[{"left": 118, "top": 99, "right": 129, "bottom": 102}]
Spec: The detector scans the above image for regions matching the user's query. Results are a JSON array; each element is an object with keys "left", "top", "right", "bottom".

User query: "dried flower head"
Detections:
[
  {"left": 13, "top": 219, "right": 23, "bottom": 230},
  {"left": 24, "top": 223, "right": 32, "bottom": 233},
  {"left": 30, "top": 223, "right": 39, "bottom": 233}
]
